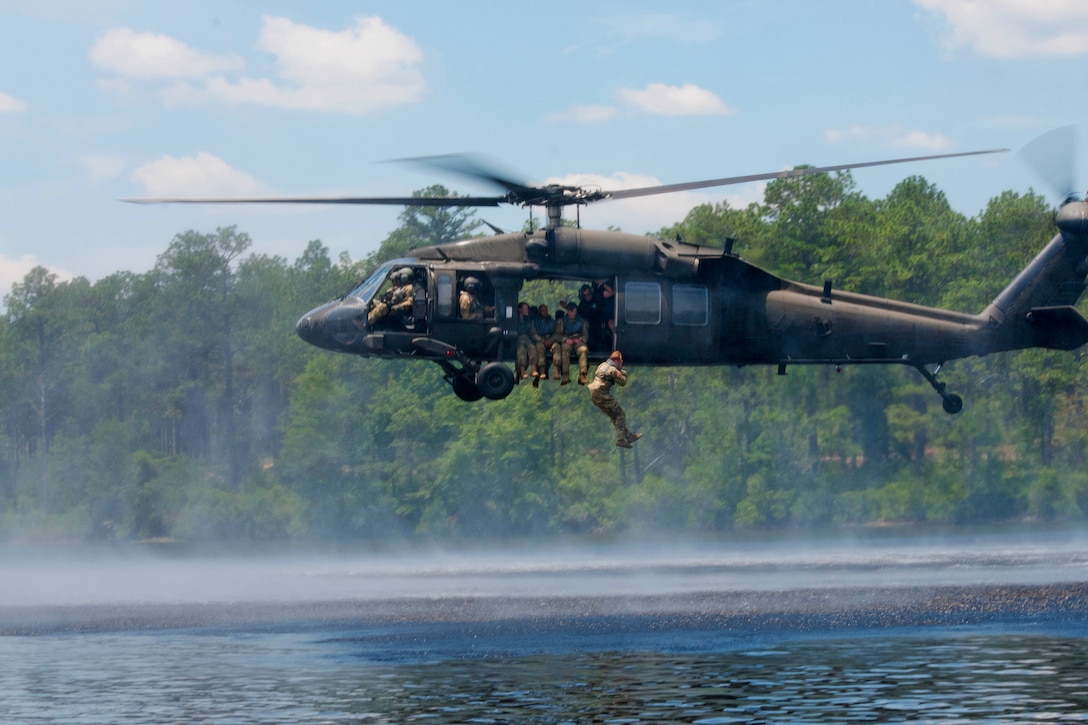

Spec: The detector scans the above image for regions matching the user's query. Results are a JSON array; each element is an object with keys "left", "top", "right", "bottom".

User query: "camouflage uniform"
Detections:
[
  {"left": 459, "top": 290, "right": 482, "bottom": 320},
  {"left": 588, "top": 358, "right": 638, "bottom": 446},
  {"left": 531, "top": 311, "right": 558, "bottom": 381},
  {"left": 557, "top": 310, "right": 589, "bottom": 385},
  {"left": 368, "top": 280, "right": 413, "bottom": 326},
  {"left": 514, "top": 306, "right": 537, "bottom": 383}
]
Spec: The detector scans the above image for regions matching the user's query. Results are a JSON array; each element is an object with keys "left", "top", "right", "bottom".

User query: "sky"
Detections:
[{"left": 1, "top": 0, "right": 1086, "bottom": 295}]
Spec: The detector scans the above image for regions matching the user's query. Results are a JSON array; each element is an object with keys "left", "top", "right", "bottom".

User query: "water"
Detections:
[
  {"left": 4, "top": 632, "right": 1087, "bottom": 723},
  {"left": 3, "top": 527, "right": 1088, "bottom": 723}
]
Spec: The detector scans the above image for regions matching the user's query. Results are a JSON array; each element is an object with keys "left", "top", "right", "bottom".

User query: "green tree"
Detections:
[
  {"left": 756, "top": 169, "right": 860, "bottom": 282},
  {"left": 870, "top": 176, "right": 969, "bottom": 304},
  {"left": 153, "top": 226, "right": 251, "bottom": 483},
  {"left": 4, "top": 269, "right": 94, "bottom": 511}
]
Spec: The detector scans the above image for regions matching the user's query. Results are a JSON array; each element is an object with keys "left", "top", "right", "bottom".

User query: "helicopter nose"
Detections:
[
  {"left": 295, "top": 306, "right": 328, "bottom": 348},
  {"left": 296, "top": 300, "right": 367, "bottom": 350}
]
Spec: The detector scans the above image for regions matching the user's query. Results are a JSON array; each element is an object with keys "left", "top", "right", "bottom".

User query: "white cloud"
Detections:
[
  {"left": 208, "top": 15, "right": 425, "bottom": 114},
  {"left": 542, "top": 171, "right": 760, "bottom": 233},
  {"left": 548, "top": 84, "right": 732, "bottom": 124},
  {"left": 826, "top": 125, "right": 952, "bottom": 151},
  {"left": 89, "top": 27, "right": 244, "bottom": 79},
  {"left": 617, "top": 83, "right": 733, "bottom": 116},
  {"left": 95, "top": 16, "right": 426, "bottom": 115},
  {"left": 545, "top": 104, "right": 617, "bottom": 123},
  {"left": 129, "top": 152, "right": 268, "bottom": 196},
  {"left": 259, "top": 15, "right": 420, "bottom": 88},
  {"left": 0, "top": 91, "right": 28, "bottom": 112},
  {"left": 915, "top": 0, "right": 1088, "bottom": 58}
]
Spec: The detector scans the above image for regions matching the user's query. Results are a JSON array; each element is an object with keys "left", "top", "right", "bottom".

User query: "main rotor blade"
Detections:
[
  {"left": 121, "top": 195, "right": 505, "bottom": 207},
  {"left": 390, "top": 153, "right": 538, "bottom": 197},
  {"left": 1018, "top": 125, "right": 1077, "bottom": 201},
  {"left": 603, "top": 148, "right": 1009, "bottom": 201},
  {"left": 122, "top": 148, "right": 1010, "bottom": 210},
  {"left": 122, "top": 154, "right": 532, "bottom": 208}
]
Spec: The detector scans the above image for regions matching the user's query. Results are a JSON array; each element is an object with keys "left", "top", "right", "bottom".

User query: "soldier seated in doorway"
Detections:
[
  {"left": 514, "top": 302, "right": 538, "bottom": 384},
  {"left": 531, "top": 303, "right": 559, "bottom": 386},
  {"left": 556, "top": 302, "right": 589, "bottom": 386}
]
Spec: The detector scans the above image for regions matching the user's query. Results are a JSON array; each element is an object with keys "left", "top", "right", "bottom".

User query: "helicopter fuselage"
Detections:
[{"left": 295, "top": 200, "right": 1088, "bottom": 412}]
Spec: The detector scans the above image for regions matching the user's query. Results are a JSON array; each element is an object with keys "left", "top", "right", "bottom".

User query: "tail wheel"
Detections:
[
  {"left": 476, "top": 362, "right": 515, "bottom": 400},
  {"left": 913, "top": 364, "right": 964, "bottom": 415},
  {"left": 942, "top": 394, "right": 964, "bottom": 415}
]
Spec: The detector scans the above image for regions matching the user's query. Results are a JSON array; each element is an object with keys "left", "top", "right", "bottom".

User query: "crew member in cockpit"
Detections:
[
  {"left": 368, "top": 267, "right": 415, "bottom": 327},
  {"left": 459, "top": 277, "right": 494, "bottom": 320}
]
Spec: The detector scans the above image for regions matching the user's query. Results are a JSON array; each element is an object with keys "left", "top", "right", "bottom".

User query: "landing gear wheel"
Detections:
[
  {"left": 913, "top": 363, "right": 965, "bottom": 415},
  {"left": 452, "top": 374, "right": 484, "bottom": 402},
  {"left": 476, "top": 362, "right": 515, "bottom": 400},
  {"left": 942, "top": 394, "right": 963, "bottom": 415}
]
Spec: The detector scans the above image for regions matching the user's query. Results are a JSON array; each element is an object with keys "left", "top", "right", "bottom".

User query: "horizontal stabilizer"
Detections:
[{"left": 1026, "top": 306, "right": 1088, "bottom": 350}]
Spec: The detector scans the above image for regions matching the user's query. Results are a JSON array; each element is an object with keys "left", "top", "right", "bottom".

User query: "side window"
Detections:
[
  {"left": 436, "top": 272, "right": 454, "bottom": 318},
  {"left": 672, "top": 284, "right": 708, "bottom": 326},
  {"left": 624, "top": 281, "right": 661, "bottom": 325}
]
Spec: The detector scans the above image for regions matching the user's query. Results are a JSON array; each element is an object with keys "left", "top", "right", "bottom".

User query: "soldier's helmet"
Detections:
[
  {"left": 463, "top": 276, "right": 480, "bottom": 292},
  {"left": 393, "top": 267, "right": 413, "bottom": 284}
]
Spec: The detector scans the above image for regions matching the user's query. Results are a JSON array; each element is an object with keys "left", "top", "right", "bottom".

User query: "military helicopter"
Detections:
[{"left": 126, "top": 139, "right": 1088, "bottom": 413}]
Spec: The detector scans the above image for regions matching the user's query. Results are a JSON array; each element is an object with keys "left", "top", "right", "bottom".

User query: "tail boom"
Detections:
[{"left": 979, "top": 200, "right": 1088, "bottom": 354}]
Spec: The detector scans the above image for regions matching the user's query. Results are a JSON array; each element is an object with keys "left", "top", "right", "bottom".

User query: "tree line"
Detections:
[{"left": 1, "top": 175, "right": 1085, "bottom": 543}]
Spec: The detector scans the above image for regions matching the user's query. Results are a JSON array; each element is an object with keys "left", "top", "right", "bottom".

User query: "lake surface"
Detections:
[{"left": 3, "top": 527, "right": 1088, "bottom": 723}]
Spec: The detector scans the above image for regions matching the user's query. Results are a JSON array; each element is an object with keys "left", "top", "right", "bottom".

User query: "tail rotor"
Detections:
[{"left": 1019, "top": 125, "right": 1080, "bottom": 203}]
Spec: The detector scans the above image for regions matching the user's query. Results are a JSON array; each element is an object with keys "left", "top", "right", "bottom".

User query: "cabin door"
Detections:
[{"left": 612, "top": 277, "right": 718, "bottom": 364}]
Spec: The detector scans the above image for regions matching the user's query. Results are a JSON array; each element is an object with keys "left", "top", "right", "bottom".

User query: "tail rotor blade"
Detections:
[{"left": 1019, "top": 125, "right": 1078, "bottom": 201}]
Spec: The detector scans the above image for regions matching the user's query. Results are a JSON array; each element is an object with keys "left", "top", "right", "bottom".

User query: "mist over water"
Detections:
[
  {"left": 5, "top": 526, "right": 1088, "bottom": 723},
  {"left": 2, "top": 525, "right": 1088, "bottom": 608}
]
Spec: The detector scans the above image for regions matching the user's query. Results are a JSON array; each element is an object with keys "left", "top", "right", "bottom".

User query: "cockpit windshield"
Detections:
[{"left": 345, "top": 262, "right": 396, "bottom": 303}]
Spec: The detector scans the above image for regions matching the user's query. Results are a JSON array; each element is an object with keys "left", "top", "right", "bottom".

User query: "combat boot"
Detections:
[
  {"left": 577, "top": 371, "right": 587, "bottom": 385},
  {"left": 561, "top": 374, "right": 571, "bottom": 386},
  {"left": 626, "top": 432, "right": 642, "bottom": 443},
  {"left": 514, "top": 366, "right": 524, "bottom": 385},
  {"left": 616, "top": 439, "right": 633, "bottom": 448},
  {"left": 532, "top": 374, "right": 540, "bottom": 388}
]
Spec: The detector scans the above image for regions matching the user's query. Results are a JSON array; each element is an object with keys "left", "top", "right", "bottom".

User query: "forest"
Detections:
[{"left": 1, "top": 171, "right": 1086, "bottom": 543}]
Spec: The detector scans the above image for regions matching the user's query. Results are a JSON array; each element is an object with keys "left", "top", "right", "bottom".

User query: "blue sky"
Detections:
[{"left": 1, "top": 0, "right": 1086, "bottom": 294}]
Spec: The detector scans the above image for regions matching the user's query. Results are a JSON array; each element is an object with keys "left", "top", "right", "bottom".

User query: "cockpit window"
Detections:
[{"left": 345, "top": 262, "right": 396, "bottom": 303}]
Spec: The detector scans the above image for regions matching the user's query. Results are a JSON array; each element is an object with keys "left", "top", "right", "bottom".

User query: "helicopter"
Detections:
[{"left": 126, "top": 140, "right": 1088, "bottom": 413}]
